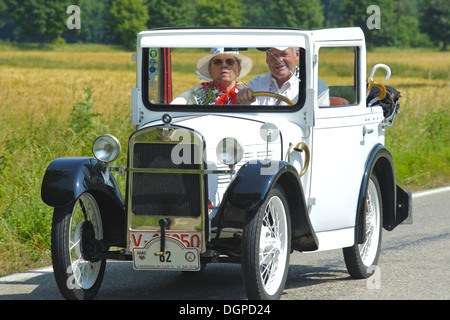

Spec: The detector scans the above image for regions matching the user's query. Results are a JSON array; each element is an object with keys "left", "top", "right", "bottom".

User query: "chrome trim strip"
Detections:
[{"left": 127, "top": 168, "right": 234, "bottom": 175}]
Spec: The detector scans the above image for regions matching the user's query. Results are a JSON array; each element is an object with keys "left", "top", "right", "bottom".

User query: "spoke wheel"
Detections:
[
  {"left": 242, "top": 185, "right": 291, "bottom": 300},
  {"left": 344, "top": 173, "right": 383, "bottom": 279},
  {"left": 51, "top": 193, "right": 106, "bottom": 300}
]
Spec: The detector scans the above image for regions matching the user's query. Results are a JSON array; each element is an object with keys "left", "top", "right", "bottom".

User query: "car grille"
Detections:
[{"left": 131, "top": 142, "right": 201, "bottom": 217}]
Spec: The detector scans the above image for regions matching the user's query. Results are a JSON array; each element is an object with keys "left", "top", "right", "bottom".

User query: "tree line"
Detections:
[{"left": 0, "top": 0, "right": 448, "bottom": 50}]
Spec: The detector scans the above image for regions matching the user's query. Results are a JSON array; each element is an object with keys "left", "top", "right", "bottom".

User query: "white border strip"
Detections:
[
  {"left": 0, "top": 266, "right": 53, "bottom": 283},
  {"left": 412, "top": 185, "right": 450, "bottom": 198}
]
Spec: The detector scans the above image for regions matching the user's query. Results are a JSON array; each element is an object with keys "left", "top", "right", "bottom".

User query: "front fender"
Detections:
[
  {"left": 41, "top": 157, "right": 126, "bottom": 247},
  {"left": 227, "top": 160, "right": 287, "bottom": 211},
  {"left": 219, "top": 160, "right": 318, "bottom": 252},
  {"left": 41, "top": 157, "right": 123, "bottom": 208}
]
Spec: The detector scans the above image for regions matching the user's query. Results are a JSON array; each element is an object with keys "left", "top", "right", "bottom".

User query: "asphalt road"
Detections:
[{"left": 1, "top": 187, "right": 449, "bottom": 301}]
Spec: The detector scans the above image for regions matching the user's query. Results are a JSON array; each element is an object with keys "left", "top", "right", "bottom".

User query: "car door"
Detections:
[{"left": 307, "top": 44, "right": 371, "bottom": 248}]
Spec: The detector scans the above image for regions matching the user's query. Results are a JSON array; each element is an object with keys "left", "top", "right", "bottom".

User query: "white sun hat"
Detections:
[{"left": 196, "top": 48, "right": 253, "bottom": 80}]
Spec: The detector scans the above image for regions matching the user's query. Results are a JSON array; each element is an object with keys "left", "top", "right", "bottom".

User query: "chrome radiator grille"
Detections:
[{"left": 131, "top": 142, "right": 201, "bottom": 217}]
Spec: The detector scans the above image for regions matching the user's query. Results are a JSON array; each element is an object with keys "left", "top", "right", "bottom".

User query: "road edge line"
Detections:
[{"left": 412, "top": 185, "right": 450, "bottom": 198}]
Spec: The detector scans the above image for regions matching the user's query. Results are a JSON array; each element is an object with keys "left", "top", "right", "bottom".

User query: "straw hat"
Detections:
[{"left": 196, "top": 48, "right": 253, "bottom": 80}]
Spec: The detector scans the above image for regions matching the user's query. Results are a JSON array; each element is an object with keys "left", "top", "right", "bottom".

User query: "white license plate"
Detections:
[{"left": 133, "top": 236, "right": 200, "bottom": 271}]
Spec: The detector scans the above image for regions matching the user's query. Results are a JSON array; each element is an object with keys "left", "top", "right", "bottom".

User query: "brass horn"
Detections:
[{"left": 293, "top": 142, "right": 310, "bottom": 177}]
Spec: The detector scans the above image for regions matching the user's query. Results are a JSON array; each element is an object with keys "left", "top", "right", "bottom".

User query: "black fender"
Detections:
[
  {"left": 355, "top": 144, "right": 412, "bottom": 244},
  {"left": 41, "top": 157, "right": 126, "bottom": 247},
  {"left": 215, "top": 160, "right": 318, "bottom": 252}
]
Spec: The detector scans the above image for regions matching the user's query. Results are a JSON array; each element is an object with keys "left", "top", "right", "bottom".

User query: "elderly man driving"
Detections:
[{"left": 237, "top": 47, "right": 329, "bottom": 106}]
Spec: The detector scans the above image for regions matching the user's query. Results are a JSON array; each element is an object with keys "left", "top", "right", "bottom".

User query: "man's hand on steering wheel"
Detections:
[{"left": 236, "top": 88, "right": 256, "bottom": 104}]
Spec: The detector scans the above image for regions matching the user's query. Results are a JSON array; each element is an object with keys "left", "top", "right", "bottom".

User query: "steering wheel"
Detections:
[{"left": 253, "top": 91, "right": 295, "bottom": 105}]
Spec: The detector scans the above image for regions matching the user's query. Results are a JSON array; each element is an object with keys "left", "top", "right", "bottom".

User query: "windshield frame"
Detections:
[{"left": 141, "top": 47, "right": 307, "bottom": 113}]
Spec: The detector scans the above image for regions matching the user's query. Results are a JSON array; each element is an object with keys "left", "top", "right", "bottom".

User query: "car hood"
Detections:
[
  {"left": 140, "top": 113, "right": 305, "bottom": 166},
  {"left": 169, "top": 114, "right": 272, "bottom": 148}
]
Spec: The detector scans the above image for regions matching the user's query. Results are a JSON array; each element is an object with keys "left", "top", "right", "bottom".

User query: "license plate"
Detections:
[
  {"left": 129, "top": 230, "right": 202, "bottom": 250},
  {"left": 133, "top": 236, "right": 200, "bottom": 271}
]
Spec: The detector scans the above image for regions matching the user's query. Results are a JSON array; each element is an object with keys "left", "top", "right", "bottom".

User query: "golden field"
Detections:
[
  {"left": 0, "top": 54, "right": 134, "bottom": 117},
  {"left": 0, "top": 46, "right": 448, "bottom": 275},
  {"left": 0, "top": 47, "right": 448, "bottom": 191},
  {"left": 1, "top": 48, "right": 448, "bottom": 117}
]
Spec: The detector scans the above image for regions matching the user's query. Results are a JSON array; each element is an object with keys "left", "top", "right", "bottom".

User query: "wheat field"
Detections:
[{"left": 0, "top": 46, "right": 448, "bottom": 275}]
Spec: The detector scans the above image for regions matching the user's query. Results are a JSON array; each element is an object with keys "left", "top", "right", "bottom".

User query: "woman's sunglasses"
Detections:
[{"left": 212, "top": 58, "right": 238, "bottom": 66}]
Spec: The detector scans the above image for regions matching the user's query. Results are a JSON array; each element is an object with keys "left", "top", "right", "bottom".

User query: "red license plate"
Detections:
[{"left": 129, "top": 230, "right": 202, "bottom": 250}]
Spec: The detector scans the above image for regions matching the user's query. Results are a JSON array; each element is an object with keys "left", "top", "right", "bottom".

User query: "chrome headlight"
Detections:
[
  {"left": 93, "top": 134, "right": 121, "bottom": 163},
  {"left": 216, "top": 137, "right": 244, "bottom": 166}
]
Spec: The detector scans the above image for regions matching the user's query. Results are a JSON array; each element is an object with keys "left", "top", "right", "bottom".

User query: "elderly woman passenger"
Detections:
[{"left": 171, "top": 48, "right": 252, "bottom": 105}]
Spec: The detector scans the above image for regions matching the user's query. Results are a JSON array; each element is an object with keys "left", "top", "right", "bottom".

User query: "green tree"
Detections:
[
  {"left": 393, "top": 15, "right": 431, "bottom": 47},
  {"left": 340, "top": 0, "right": 432, "bottom": 48},
  {"left": 242, "top": 0, "right": 273, "bottom": 27},
  {"left": 108, "top": 0, "right": 149, "bottom": 49},
  {"left": 7, "top": 0, "right": 72, "bottom": 43},
  {"left": 61, "top": 0, "right": 111, "bottom": 43},
  {"left": 78, "top": 0, "right": 110, "bottom": 43},
  {"left": 269, "top": 0, "right": 324, "bottom": 29},
  {"left": 0, "top": 0, "right": 6, "bottom": 21},
  {"left": 146, "top": 0, "right": 195, "bottom": 28},
  {"left": 419, "top": 0, "right": 449, "bottom": 51},
  {"left": 321, "top": 0, "right": 343, "bottom": 28},
  {"left": 340, "top": 0, "right": 397, "bottom": 48},
  {"left": 195, "top": 0, "right": 243, "bottom": 26}
]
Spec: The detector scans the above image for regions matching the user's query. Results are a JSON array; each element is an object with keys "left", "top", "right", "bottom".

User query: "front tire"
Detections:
[
  {"left": 51, "top": 192, "right": 106, "bottom": 300},
  {"left": 241, "top": 185, "right": 291, "bottom": 300},
  {"left": 343, "top": 173, "right": 383, "bottom": 279}
]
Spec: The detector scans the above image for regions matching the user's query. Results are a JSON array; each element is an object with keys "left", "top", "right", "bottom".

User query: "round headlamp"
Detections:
[
  {"left": 92, "top": 134, "right": 121, "bottom": 163},
  {"left": 216, "top": 137, "right": 244, "bottom": 166}
]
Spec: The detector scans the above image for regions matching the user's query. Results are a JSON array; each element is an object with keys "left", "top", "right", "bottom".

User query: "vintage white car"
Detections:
[{"left": 41, "top": 27, "right": 411, "bottom": 300}]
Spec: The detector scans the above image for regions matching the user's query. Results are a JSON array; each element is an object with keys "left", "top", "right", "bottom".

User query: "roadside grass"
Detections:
[
  {"left": 0, "top": 88, "right": 133, "bottom": 276},
  {"left": 385, "top": 79, "right": 449, "bottom": 190},
  {"left": 0, "top": 45, "right": 448, "bottom": 276}
]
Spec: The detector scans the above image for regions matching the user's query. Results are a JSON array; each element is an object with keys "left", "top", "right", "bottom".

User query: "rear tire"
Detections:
[
  {"left": 51, "top": 193, "right": 106, "bottom": 300},
  {"left": 241, "top": 185, "right": 291, "bottom": 300},
  {"left": 343, "top": 173, "right": 383, "bottom": 279}
]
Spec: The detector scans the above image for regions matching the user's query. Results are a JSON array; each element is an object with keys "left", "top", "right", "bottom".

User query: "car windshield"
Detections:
[{"left": 142, "top": 47, "right": 306, "bottom": 112}]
